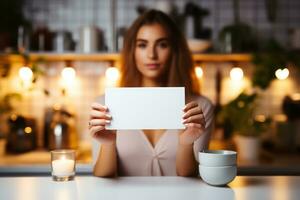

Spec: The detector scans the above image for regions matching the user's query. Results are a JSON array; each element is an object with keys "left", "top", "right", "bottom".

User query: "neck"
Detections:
[{"left": 142, "top": 78, "right": 161, "bottom": 87}]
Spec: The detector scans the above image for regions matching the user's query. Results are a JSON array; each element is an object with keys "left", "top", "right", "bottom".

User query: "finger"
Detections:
[
  {"left": 90, "top": 110, "right": 112, "bottom": 120},
  {"left": 183, "top": 114, "right": 205, "bottom": 124},
  {"left": 90, "top": 125, "right": 105, "bottom": 135},
  {"left": 183, "top": 101, "right": 198, "bottom": 112},
  {"left": 184, "top": 123, "right": 202, "bottom": 129},
  {"left": 183, "top": 106, "right": 203, "bottom": 119},
  {"left": 91, "top": 103, "right": 108, "bottom": 112},
  {"left": 90, "top": 119, "right": 111, "bottom": 126}
]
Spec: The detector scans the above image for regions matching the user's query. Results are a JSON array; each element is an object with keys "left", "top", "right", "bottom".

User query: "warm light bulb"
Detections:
[
  {"left": 61, "top": 67, "right": 76, "bottom": 80},
  {"left": 19, "top": 66, "right": 33, "bottom": 81},
  {"left": 105, "top": 67, "right": 120, "bottom": 82},
  {"left": 195, "top": 66, "right": 203, "bottom": 78},
  {"left": 275, "top": 68, "right": 289, "bottom": 80},
  {"left": 24, "top": 127, "right": 32, "bottom": 134},
  {"left": 230, "top": 67, "right": 243, "bottom": 81}
]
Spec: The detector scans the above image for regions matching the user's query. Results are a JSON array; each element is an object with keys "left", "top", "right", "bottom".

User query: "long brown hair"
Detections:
[{"left": 119, "top": 9, "right": 200, "bottom": 97}]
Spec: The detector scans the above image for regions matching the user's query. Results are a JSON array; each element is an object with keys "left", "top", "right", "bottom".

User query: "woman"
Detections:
[{"left": 89, "top": 10, "right": 214, "bottom": 177}]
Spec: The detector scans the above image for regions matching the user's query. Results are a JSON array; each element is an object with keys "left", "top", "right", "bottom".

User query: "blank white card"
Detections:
[{"left": 105, "top": 87, "right": 185, "bottom": 130}]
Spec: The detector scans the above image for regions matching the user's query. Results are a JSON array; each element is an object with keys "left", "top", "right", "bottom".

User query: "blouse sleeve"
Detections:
[{"left": 192, "top": 96, "right": 215, "bottom": 163}]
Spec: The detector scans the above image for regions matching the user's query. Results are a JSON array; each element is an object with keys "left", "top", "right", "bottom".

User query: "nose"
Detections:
[{"left": 147, "top": 44, "right": 158, "bottom": 60}]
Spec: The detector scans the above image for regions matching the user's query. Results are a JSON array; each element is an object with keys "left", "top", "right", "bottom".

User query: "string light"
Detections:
[
  {"left": 61, "top": 67, "right": 76, "bottom": 81},
  {"left": 105, "top": 67, "right": 120, "bottom": 82},
  {"left": 24, "top": 127, "right": 32, "bottom": 134},
  {"left": 275, "top": 68, "right": 289, "bottom": 80},
  {"left": 19, "top": 66, "right": 33, "bottom": 82},
  {"left": 60, "top": 61, "right": 77, "bottom": 92},
  {"left": 195, "top": 66, "right": 203, "bottom": 78},
  {"left": 230, "top": 67, "right": 244, "bottom": 81}
]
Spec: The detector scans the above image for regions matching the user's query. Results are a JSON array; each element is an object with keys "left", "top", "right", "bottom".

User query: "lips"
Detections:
[{"left": 145, "top": 63, "right": 160, "bottom": 70}]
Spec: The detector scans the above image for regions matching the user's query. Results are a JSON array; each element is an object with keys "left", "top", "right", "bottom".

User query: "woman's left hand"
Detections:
[{"left": 180, "top": 101, "right": 206, "bottom": 145}]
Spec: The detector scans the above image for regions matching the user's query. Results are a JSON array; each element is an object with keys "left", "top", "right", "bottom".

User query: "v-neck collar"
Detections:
[{"left": 139, "top": 130, "right": 169, "bottom": 151}]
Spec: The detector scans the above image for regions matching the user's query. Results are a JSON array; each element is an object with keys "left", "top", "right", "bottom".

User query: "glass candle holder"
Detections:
[{"left": 51, "top": 149, "right": 76, "bottom": 181}]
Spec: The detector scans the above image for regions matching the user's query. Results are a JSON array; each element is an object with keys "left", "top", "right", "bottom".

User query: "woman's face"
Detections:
[{"left": 134, "top": 23, "right": 171, "bottom": 81}]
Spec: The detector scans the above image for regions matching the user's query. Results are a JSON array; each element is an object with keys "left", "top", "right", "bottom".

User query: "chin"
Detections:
[{"left": 143, "top": 72, "right": 162, "bottom": 80}]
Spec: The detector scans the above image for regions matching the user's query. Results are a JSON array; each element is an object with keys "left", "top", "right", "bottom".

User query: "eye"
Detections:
[
  {"left": 136, "top": 42, "right": 147, "bottom": 49},
  {"left": 158, "top": 41, "right": 169, "bottom": 49}
]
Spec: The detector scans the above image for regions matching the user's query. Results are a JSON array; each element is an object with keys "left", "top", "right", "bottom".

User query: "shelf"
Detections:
[
  {"left": 0, "top": 53, "right": 120, "bottom": 63},
  {"left": 0, "top": 52, "right": 252, "bottom": 64},
  {"left": 192, "top": 53, "right": 251, "bottom": 62}
]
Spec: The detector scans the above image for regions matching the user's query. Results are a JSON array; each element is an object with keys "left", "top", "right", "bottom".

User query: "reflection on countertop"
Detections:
[{"left": 1, "top": 176, "right": 300, "bottom": 200}]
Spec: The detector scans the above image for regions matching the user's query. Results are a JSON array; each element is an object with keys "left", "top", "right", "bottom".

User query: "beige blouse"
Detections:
[{"left": 92, "top": 95, "right": 214, "bottom": 176}]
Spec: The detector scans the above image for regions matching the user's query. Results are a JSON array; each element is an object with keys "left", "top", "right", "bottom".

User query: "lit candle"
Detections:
[
  {"left": 52, "top": 158, "right": 75, "bottom": 177},
  {"left": 51, "top": 149, "right": 76, "bottom": 181}
]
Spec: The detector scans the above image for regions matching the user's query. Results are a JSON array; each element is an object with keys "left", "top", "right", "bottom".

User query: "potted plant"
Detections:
[{"left": 218, "top": 92, "right": 271, "bottom": 161}]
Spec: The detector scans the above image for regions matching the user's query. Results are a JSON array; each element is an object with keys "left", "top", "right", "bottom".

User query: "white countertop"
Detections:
[{"left": 0, "top": 176, "right": 299, "bottom": 200}]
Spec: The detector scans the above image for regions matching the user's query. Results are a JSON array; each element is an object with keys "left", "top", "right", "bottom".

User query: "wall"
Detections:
[
  {"left": 23, "top": 0, "right": 300, "bottom": 51},
  {"left": 1, "top": 60, "right": 300, "bottom": 148}
]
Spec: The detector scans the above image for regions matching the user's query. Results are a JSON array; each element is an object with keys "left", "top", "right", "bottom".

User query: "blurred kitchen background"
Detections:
[{"left": 0, "top": 0, "right": 300, "bottom": 170}]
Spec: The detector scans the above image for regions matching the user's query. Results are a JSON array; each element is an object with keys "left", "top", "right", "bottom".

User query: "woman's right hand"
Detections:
[{"left": 89, "top": 102, "right": 116, "bottom": 145}]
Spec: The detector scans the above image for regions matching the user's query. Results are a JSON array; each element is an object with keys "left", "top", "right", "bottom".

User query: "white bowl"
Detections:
[
  {"left": 199, "top": 150, "right": 237, "bottom": 167},
  {"left": 199, "top": 165, "right": 237, "bottom": 186},
  {"left": 187, "top": 39, "right": 211, "bottom": 53}
]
